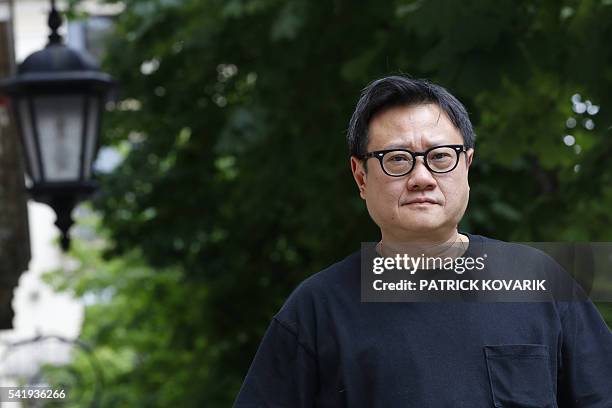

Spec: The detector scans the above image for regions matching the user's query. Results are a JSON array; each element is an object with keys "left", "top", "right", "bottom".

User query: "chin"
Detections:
[
  {"left": 403, "top": 222, "right": 445, "bottom": 234},
  {"left": 399, "top": 213, "right": 443, "bottom": 228}
]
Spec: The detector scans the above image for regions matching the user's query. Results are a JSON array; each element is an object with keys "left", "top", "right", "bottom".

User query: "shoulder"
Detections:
[
  {"left": 469, "top": 233, "right": 581, "bottom": 310},
  {"left": 273, "top": 251, "right": 360, "bottom": 330},
  {"left": 295, "top": 251, "right": 361, "bottom": 293},
  {"left": 467, "top": 233, "right": 558, "bottom": 265}
]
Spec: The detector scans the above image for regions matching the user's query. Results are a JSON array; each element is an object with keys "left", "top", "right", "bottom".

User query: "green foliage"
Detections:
[
  {"left": 45, "top": 222, "right": 223, "bottom": 406},
  {"left": 597, "top": 303, "right": 612, "bottom": 328},
  {"left": 46, "top": 0, "right": 612, "bottom": 405}
]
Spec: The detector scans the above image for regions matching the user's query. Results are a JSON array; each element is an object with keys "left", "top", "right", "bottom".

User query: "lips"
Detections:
[{"left": 404, "top": 197, "right": 439, "bottom": 205}]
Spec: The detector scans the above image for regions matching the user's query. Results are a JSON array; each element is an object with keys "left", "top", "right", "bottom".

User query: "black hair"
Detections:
[{"left": 347, "top": 75, "right": 475, "bottom": 158}]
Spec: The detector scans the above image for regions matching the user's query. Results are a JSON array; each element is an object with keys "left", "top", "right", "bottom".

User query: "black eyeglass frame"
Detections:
[{"left": 360, "top": 144, "right": 468, "bottom": 177}]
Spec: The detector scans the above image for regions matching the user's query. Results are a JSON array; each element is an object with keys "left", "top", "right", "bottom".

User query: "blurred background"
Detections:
[{"left": 0, "top": 0, "right": 611, "bottom": 406}]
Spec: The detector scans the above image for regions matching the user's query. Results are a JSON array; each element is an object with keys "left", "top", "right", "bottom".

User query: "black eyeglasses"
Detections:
[{"left": 360, "top": 144, "right": 467, "bottom": 177}]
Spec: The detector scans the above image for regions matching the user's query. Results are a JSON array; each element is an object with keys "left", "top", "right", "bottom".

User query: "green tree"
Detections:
[{"left": 47, "top": 0, "right": 612, "bottom": 405}]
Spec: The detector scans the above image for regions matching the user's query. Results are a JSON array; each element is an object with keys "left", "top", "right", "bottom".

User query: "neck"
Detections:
[{"left": 378, "top": 229, "right": 469, "bottom": 259}]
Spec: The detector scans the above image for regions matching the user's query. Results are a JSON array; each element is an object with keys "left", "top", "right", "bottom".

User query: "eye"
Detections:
[
  {"left": 430, "top": 152, "right": 452, "bottom": 161},
  {"left": 388, "top": 154, "right": 409, "bottom": 162}
]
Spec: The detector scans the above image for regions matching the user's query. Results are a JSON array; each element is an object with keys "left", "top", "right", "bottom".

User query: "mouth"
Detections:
[{"left": 403, "top": 198, "right": 439, "bottom": 206}]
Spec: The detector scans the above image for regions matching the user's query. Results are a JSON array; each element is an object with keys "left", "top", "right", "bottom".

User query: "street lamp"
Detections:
[{"left": 0, "top": 0, "right": 114, "bottom": 251}]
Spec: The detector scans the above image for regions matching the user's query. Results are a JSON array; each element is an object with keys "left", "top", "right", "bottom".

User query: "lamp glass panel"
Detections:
[
  {"left": 16, "top": 98, "right": 42, "bottom": 182},
  {"left": 33, "top": 95, "right": 84, "bottom": 182},
  {"left": 82, "top": 96, "right": 100, "bottom": 179}
]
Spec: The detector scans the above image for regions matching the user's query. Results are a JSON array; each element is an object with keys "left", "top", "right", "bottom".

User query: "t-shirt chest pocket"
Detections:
[{"left": 484, "top": 344, "right": 556, "bottom": 408}]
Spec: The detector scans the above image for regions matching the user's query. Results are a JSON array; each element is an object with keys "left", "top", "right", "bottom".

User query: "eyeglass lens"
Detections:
[{"left": 382, "top": 146, "right": 457, "bottom": 175}]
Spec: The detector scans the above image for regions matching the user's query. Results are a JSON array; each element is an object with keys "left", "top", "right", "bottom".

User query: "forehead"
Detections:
[{"left": 367, "top": 103, "right": 463, "bottom": 149}]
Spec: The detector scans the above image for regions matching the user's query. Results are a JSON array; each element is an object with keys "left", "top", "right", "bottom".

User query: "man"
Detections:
[{"left": 234, "top": 75, "right": 612, "bottom": 407}]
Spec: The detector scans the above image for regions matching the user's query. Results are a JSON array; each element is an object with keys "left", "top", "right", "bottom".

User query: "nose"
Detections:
[{"left": 406, "top": 157, "right": 436, "bottom": 191}]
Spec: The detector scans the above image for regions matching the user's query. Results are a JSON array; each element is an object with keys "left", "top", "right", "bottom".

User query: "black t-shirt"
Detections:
[{"left": 234, "top": 233, "right": 612, "bottom": 407}]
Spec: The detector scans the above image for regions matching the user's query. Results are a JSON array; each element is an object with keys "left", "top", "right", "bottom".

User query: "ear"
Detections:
[
  {"left": 350, "top": 156, "right": 367, "bottom": 199},
  {"left": 465, "top": 148, "right": 474, "bottom": 169}
]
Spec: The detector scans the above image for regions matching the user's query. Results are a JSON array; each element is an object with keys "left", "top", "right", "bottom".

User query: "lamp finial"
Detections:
[{"left": 48, "top": 0, "right": 63, "bottom": 45}]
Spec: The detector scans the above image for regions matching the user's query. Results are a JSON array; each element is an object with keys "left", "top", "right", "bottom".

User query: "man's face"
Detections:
[{"left": 350, "top": 103, "right": 474, "bottom": 243}]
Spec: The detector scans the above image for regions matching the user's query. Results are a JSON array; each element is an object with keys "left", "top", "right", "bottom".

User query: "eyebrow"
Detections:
[{"left": 381, "top": 140, "right": 454, "bottom": 150}]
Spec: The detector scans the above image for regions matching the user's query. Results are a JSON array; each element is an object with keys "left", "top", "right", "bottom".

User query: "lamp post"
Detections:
[{"left": 0, "top": 0, "right": 114, "bottom": 251}]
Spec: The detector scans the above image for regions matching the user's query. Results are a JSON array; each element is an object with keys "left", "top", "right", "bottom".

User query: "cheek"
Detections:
[
  {"left": 439, "top": 179, "right": 469, "bottom": 207},
  {"left": 368, "top": 178, "right": 404, "bottom": 202},
  {"left": 365, "top": 178, "right": 405, "bottom": 216}
]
